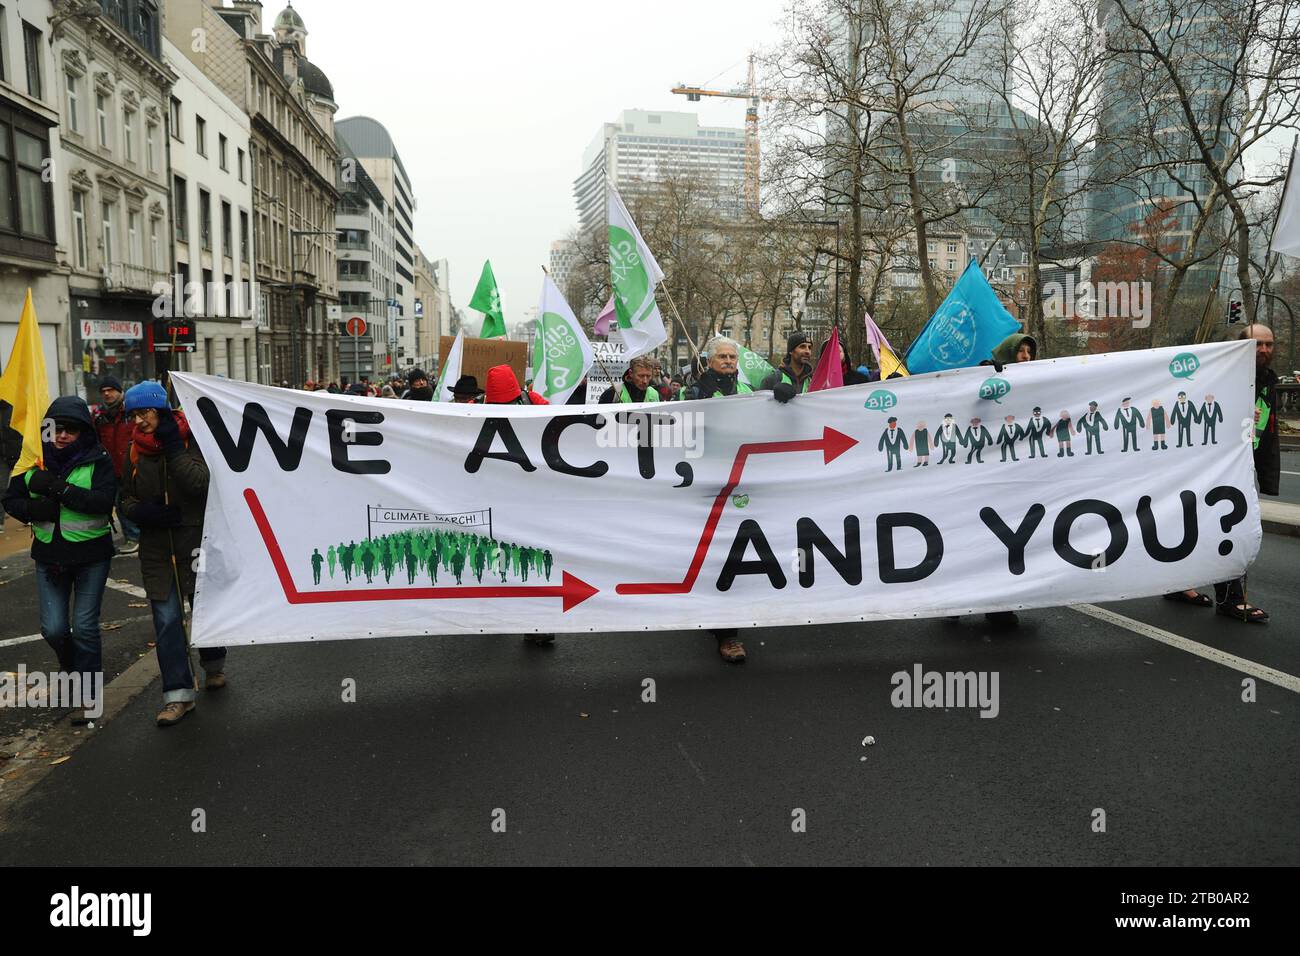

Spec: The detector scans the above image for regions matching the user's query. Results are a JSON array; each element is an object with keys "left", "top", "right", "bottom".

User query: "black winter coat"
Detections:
[{"left": 2, "top": 448, "right": 117, "bottom": 566}]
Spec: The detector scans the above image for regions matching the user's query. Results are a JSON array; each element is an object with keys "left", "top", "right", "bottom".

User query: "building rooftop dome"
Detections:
[
  {"left": 298, "top": 58, "right": 333, "bottom": 101},
  {"left": 274, "top": 4, "right": 306, "bottom": 32}
]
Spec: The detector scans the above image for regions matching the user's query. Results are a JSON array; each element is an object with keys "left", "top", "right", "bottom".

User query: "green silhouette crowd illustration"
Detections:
[{"left": 310, "top": 528, "right": 554, "bottom": 587}]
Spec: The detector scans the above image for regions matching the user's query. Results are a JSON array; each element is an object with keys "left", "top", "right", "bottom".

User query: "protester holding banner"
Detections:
[
  {"left": 93, "top": 376, "right": 140, "bottom": 556},
  {"left": 484, "top": 365, "right": 549, "bottom": 406},
  {"left": 991, "top": 333, "right": 1038, "bottom": 366},
  {"left": 402, "top": 369, "right": 435, "bottom": 401},
  {"left": 760, "top": 331, "right": 815, "bottom": 399},
  {"left": 119, "top": 382, "right": 227, "bottom": 726},
  {"left": 598, "top": 356, "right": 661, "bottom": 404},
  {"left": 450, "top": 376, "right": 483, "bottom": 404},
  {"left": 2, "top": 396, "right": 115, "bottom": 723},
  {"left": 1213, "top": 324, "right": 1279, "bottom": 623},
  {"left": 684, "top": 336, "right": 752, "bottom": 401}
]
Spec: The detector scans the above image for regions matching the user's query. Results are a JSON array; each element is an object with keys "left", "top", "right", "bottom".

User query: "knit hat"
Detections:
[
  {"left": 98, "top": 375, "right": 123, "bottom": 393},
  {"left": 124, "top": 381, "right": 169, "bottom": 412},
  {"left": 786, "top": 331, "right": 810, "bottom": 356}
]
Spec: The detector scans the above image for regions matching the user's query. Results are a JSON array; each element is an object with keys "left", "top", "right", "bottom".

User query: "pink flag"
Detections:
[
  {"left": 863, "top": 311, "right": 893, "bottom": 363},
  {"left": 810, "top": 326, "right": 844, "bottom": 392},
  {"left": 594, "top": 296, "right": 616, "bottom": 336}
]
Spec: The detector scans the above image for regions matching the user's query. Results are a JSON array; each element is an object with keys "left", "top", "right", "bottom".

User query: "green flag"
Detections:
[
  {"left": 736, "top": 344, "right": 776, "bottom": 391},
  {"left": 469, "top": 260, "right": 505, "bottom": 338}
]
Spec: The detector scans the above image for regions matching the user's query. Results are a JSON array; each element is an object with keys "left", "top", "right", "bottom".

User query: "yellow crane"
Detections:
[{"left": 672, "top": 54, "right": 761, "bottom": 212}]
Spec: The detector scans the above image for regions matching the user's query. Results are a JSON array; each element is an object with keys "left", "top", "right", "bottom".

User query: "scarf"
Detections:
[
  {"left": 42, "top": 432, "right": 99, "bottom": 478},
  {"left": 131, "top": 411, "right": 193, "bottom": 458}
]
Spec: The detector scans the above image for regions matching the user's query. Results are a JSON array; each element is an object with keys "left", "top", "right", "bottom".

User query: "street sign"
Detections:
[
  {"left": 151, "top": 319, "right": 196, "bottom": 353},
  {"left": 346, "top": 316, "right": 368, "bottom": 337},
  {"left": 81, "top": 319, "right": 142, "bottom": 340},
  {"left": 327, "top": 305, "right": 342, "bottom": 320}
]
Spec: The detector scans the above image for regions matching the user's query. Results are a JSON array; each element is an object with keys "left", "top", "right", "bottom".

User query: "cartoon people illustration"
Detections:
[
  {"left": 1076, "top": 400, "right": 1108, "bottom": 454},
  {"left": 878, "top": 416, "right": 910, "bottom": 472},
  {"left": 997, "top": 414, "right": 1022, "bottom": 462},
  {"left": 1170, "top": 390, "right": 1199, "bottom": 447},
  {"left": 1112, "top": 396, "right": 1145, "bottom": 452},
  {"left": 912, "top": 421, "right": 930, "bottom": 467},
  {"left": 1024, "top": 406, "right": 1050, "bottom": 458},
  {"left": 1200, "top": 393, "right": 1222, "bottom": 444},
  {"left": 326, "top": 544, "right": 337, "bottom": 579},
  {"left": 311, "top": 547, "right": 323, "bottom": 585},
  {"left": 964, "top": 417, "right": 992, "bottom": 464},
  {"left": 936, "top": 413, "right": 962, "bottom": 464},
  {"left": 1054, "top": 410, "right": 1075, "bottom": 457},
  {"left": 1149, "top": 399, "right": 1167, "bottom": 449}
]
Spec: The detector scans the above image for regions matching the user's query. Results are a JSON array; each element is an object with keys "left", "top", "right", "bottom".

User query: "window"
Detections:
[
  {"left": 172, "top": 174, "right": 187, "bottom": 240},
  {"left": 101, "top": 201, "right": 115, "bottom": 264},
  {"left": 224, "top": 279, "right": 232, "bottom": 318},
  {"left": 96, "top": 92, "right": 109, "bottom": 148},
  {"left": 240, "top": 210, "right": 249, "bottom": 263},
  {"left": 237, "top": 148, "right": 245, "bottom": 182},
  {"left": 947, "top": 259, "right": 956, "bottom": 271},
  {"left": 128, "top": 209, "right": 141, "bottom": 265},
  {"left": 123, "top": 108, "right": 135, "bottom": 162},
  {"left": 169, "top": 96, "right": 181, "bottom": 139},
  {"left": 226, "top": 336, "right": 235, "bottom": 376},
  {"left": 71, "top": 192, "right": 88, "bottom": 268},
  {"left": 150, "top": 217, "right": 160, "bottom": 269},
  {"left": 221, "top": 200, "right": 232, "bottom": 256},
  {"left": 218, "top": 133, "right": 227, "bottom": 170},
  {"left": 22, "top": 22, "right": 41, "bottom": 98},
  {"left": 195, "top": 115, "right": 206, "bottom": 156},
  {"left": 198, "top": 188, "right": 211, "bottom": 250},
  {"left": 66, "top": 73, "right": 80, "bottom": 133},
  {"left": 947, "top": 242, "right": 956, "bottom": 254},
  {"left": 145, "top": 121, "right": 157, "bottom": 172},
  {"left": 926, "top": 242, "right": 935, "bottom": 254},
  {"left": 204, "top": 337, "right": 214, "bottom": 375}
]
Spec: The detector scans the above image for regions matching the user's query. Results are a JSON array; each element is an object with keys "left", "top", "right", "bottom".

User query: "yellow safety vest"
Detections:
[{"left": 24, "top": 462, "right": 110, "bottom": 544}]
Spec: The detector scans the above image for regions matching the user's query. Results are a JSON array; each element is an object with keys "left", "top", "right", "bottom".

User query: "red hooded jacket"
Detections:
[{"left": 484, "top": 365, "right": 549, "bottom": 405}]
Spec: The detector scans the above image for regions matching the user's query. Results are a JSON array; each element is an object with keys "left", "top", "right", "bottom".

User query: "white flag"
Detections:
[
  {"left": 533, "top": 274, "right": 593, "bottom": 405},
  {"left": 1272, "top": 142, "right": 1300, "bottom": 258},
  {"left": 608, "top": 188, "right": 668, "bottom": 358},
  {"left": 434, "top": 330, "right": 465, "bottom": 402}
]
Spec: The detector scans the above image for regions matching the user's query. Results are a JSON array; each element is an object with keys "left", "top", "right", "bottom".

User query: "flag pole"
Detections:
[
  {"left": 659, "top": 284, "right": 701, "bottom": 364},
  {"left": 540, "top": 265, "right": 616, "bottom": 397}
]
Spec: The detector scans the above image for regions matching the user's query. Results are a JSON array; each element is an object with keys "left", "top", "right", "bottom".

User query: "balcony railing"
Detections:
[{"left": 102, "top": 262, "right": 169, "bottom": 293}]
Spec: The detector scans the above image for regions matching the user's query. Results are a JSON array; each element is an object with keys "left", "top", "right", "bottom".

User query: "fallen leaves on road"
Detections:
[
  {"left": 128, "top": 602, "right": 148, "bottom": 608},
  {"left": 579, "top": 713, "right": 589, "bottom": 718},
  {"left": 48, "top": 756, "right": 70, "bottom": 766},
  {"left": 102, "top": 623, "right": 122, "bottom": 631},
  {"left": 1, "top": 768, "right": 24, "bottom": 781}
]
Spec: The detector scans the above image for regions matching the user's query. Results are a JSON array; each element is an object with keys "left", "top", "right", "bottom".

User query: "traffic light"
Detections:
[{"left": 1227, "top": 299, "right": 1242, "bottom": 324}]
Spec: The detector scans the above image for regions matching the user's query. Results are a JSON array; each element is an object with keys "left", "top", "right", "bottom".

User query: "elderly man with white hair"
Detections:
[{"left": 684, "top": 335, "right": 752, "bottom": 401}]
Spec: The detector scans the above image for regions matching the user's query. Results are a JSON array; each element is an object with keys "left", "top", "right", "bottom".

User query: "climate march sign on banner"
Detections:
[{"left": 173, "top": 341, "right": 1260, "bottom": 647}]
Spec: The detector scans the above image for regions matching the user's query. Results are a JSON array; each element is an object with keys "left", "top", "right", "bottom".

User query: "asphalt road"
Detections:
[
  {"left": 1279, "top": 448, "right": 1300, "bottom": 505},
  {"left": 0, "top": 534, "right": 1297, "bottom": 866}
]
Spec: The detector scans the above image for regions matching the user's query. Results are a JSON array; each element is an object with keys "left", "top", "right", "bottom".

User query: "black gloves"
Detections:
[
  {"left": 772, "top": 382, "right": 797, "bottom": 404},
  {"left": 979, "top": 358, "right": 1005, "bottom": 374},
  {"left": 27, "top": 470, "right": 66, "bottom": 497},
  {"left": 154, "top": 411, "right": 183, "bottom": 451},
  {"left": 130, "top": 499, "right": 183, "bottom": 528},
  {"left": 26, "top": 498, "right": 60, "bottom": 522}
]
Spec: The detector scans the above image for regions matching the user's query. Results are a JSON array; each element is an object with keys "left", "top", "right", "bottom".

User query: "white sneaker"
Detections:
[{"left": 116, "top": 540, "right": 139, "bottom": 555}]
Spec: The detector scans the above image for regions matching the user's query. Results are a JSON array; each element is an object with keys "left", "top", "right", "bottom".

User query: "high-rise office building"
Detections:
[{"left": 573, "top": 109, "right": 746, "bottom": 235}]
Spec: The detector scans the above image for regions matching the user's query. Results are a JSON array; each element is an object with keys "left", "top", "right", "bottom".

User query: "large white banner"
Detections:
[{"left": 173, "top": 341, "right": 1261, "bottom": 647}]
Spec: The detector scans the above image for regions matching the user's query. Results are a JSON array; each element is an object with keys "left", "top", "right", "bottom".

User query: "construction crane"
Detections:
[{"left": 672, "top": 54, "right": 761, "bottom": 213}]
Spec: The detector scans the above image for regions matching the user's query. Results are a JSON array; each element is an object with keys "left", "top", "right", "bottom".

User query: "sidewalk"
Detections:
[
  {"left": 1261, "top": 500, "right": 1300, "bottom": 538},
  {"left": 0, "top": 516, "right": 31, "bottom": 561}
]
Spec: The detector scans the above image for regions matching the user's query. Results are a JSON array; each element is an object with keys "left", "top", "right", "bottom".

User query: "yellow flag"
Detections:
[
  {"left": 0, "top": 289, "right": 51, "bottom": 476},
  {"left": 878, "top": 344, "right": 910, "bottom": 379}
]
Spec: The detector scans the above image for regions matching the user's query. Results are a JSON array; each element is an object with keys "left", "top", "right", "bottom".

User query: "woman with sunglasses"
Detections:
[{"left": 2, "top": 397, "right": 117, "bottom": 724}]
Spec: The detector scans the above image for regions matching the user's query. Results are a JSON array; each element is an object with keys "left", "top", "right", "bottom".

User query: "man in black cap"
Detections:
[
  {"left": 1076, "top": 400, "right": 1107, "bottom": 454},
  {"left": 450, "top": 375, "right": 482, "bottom": 404},
  {"left": 877, "top": 416, "right": 908, "bottom": 471},
  {"left": 760, "top": 331, "right": 814, "bottom": 400},
  {"left": 1170, "top": 390, "right": 1198, "bottom": 447},
  {"left": 402, "top": 369, "right": 434, "bottom": 401}
]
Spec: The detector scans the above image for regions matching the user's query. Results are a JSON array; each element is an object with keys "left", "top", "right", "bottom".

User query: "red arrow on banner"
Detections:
[
  {"left": 243, "top": 488, "right": 598, "bottom": 611},
  {"left": 616, "top": 426, "right": 858, "bottom": 596}
]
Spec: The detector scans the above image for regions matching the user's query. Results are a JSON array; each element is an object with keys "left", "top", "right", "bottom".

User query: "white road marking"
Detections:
[
  {"left": 0, "top": 633, "right": 42, "bottom": 648},
  {"left": 105, "top": 578, "right": 148, "bottom": 599},
  {"left": 1282, "top": 470, "right": 1300, "bottom": 476},
  {"left": 1072, "top": 603, "right": 1300, "bottom": 694}
]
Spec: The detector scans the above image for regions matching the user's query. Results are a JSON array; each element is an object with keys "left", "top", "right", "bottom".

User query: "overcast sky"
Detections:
[{"left": 300, "top": 0, "right": 789, "bottom": 330}]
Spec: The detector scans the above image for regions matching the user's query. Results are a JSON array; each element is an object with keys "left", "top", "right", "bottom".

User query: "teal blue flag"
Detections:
[{"left": 905, "top": 260, "right": 1021, "bottom": 374}]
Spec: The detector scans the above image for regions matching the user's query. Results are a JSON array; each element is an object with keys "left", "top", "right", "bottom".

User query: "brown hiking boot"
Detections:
[
  {"left": 205, "top": 673, "right": 227, "bottom": 691},
  {"left": 525, "top": 633, "right": 555, "bottom": 646},
  {"left": 717, "top": 637, "right": 747, "bottom": 663},
  {"left": 155, "top": 701, "right": 194, "bottom": 727}
]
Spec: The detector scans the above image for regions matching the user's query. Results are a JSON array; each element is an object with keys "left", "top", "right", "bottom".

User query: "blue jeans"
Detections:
[
  {"left": 116, "top": 490, "right": 140, "bottom": 542},
  {"left": 35, "top": 559, "right": 111, "bottom": 681},
  {"left": 153, "top": 580, "right": 226, "bottom": 703}
]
